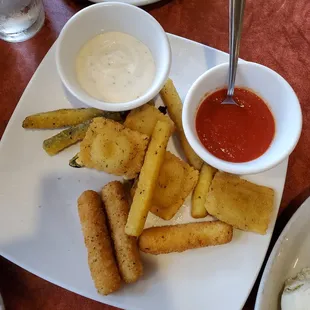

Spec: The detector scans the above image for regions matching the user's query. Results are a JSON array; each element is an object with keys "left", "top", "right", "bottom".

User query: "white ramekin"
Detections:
[
  {"left": 182, "top": 62, "right": 302, "bottom": 175},
  {"left": 56, "top": 2, "right": 171, "bottom": 111}
]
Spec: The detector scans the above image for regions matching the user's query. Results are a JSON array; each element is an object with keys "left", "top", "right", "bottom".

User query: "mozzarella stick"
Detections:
[
  {"left": 139, "top": 221, "right": 233, "bottom": 255},
  {"left": 102, "top": 181, "right": 143, "bottom": 283},
  {"left": 77, "top": 190, "right": 121, "bottom": 295}
]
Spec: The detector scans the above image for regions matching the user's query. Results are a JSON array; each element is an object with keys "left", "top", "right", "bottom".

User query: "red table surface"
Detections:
[{"left": 1, "top": 0, "right": 310, "bottom": 309}]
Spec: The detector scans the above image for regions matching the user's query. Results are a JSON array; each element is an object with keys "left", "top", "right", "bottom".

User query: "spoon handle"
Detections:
[{"left": 227, "top": 0, "right": 245, "bottom": 97}]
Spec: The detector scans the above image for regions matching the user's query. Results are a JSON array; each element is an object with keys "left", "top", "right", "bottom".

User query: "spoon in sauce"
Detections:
[{"left": 222, "top": 0, "right": 246, "bottom": 106}]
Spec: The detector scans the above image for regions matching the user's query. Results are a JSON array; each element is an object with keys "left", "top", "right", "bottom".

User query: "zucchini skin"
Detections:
[{"left": 43, "top": 121, "right": 91, "bottom": 156}]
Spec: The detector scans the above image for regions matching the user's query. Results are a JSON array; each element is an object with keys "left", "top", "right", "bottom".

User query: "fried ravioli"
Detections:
[
  {"left": 80, "top": 117, "right": 149, "bottom": 179},
  {"left": 151, "top": 152, "right": 199, "bottom": 220},
  {"left": 131, "top": 152, "right": 198, "bottom": 220},
  {"left": 205, "top": 172, "right": 274, "bottom": 234},
  {"left": 124, "top": 104, "right": 175, "bottom": 136}
]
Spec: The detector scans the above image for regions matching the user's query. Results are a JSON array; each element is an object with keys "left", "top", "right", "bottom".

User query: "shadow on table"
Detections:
[
  {"left": 61, "top": 0, "right": 174, "bottom": 11},
  {"left": 145, "top": 0, "right": 173, "bottom": 10},
  {"left": 0, "top": 255, "right": 122, "bottom": 310}
]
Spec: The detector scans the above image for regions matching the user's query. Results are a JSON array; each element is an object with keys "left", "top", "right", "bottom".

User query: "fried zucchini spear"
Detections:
[
  {"left": 69, "top": 153, "right": 84, "bottom": 168},
  {"left": 43, "top": 120, "right": 91, "bottom": 155},
  {"left": 160, "top": 79, "right": 203, "bottom": 170},
  {"left": 22, "top": 108, "right": 124, "bottom": 129}
]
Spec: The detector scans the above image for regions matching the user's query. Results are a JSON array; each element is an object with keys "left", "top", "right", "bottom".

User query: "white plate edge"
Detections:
[{"left": 254, "top": 196, "right": 310, "bottom": 310}]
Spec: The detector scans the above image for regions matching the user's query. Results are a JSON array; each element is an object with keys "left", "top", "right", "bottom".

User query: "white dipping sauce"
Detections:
[{"left": 76, "top": 31, "right": 156, "bottom": 103}]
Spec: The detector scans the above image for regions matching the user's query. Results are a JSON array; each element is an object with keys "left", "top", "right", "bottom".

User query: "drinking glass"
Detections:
[{"left": 0, "top": 0, "right": 45, "bottom": 43}]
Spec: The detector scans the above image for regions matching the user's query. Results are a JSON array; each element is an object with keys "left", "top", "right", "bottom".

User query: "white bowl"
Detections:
[
  {"left": 182, "top": 62, "right": 302, "bottom": 175},
  {"left": 56, "top": 2, "right": 171, "bottom": 112},
  {"left": 255, "top": 196, "right": 310, "bottom": 310}
]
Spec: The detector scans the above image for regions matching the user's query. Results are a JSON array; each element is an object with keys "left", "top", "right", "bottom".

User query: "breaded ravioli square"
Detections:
[
  {"left": 205, "top": 172, "right": 274, "bottom": 234},
  {"left": 150, "top": 152, "right": 199, "bottom": 220},
  {"left": 124, "top": 104, "right": 175, "bottom": 136},
  {"left": 80, "top": 117, "right": 149, "bottom": 179}
]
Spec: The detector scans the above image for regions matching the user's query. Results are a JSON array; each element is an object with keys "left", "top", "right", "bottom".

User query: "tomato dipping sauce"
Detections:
[{"left": 195, "top": 88, "right": 275, "bottom": 163}]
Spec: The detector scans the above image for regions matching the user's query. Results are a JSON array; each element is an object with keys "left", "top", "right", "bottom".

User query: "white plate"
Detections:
[
  {"left": 89, "top": 0, "right": 161, "bottom": 6},
  {"left": 0, "top": 34, "right": 288, "bottom": 310},
  {"left": 255, "top": 197, "right": 310, "bottom": 310}
]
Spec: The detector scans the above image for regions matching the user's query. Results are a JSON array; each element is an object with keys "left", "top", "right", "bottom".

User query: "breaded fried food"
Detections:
[
  {"left": 191, "top": 164, "right": 217, "bottom": 218},
  {"left": 22, "top": 108, "right": 123, "bottom": 129},
  {"left": 130, "top": 152, "right": 199, "bottom": 220},
  {"left": 139, "top": 221, "right": 233, "bottom": 254},
  {"left": 69, "top": 152, "right": 84, "bottom": 168},
  {"left": 102, "top": 181, "right": 143, "bottom": 283},
  {"left": 125, "top": 120, "right": 172, "bottom": 237},
  {"left": 124, "top": 104, "right": 175, "bottom": 136},
  {"left": 151, "top": 152, "right": 198, "bottom": 220},
  {"left": 205, "top": 172, "right": 274, "bottom": 234},
  {"left": 160, "top": 79, "right": 203, "bottom": 170},
  {"left": 80, "top": 117, "right": 149, "bottom": 179},
  {"left": 43, "top": 120, "right": 91, "bottom": 155},
  {"left": 77, "top": 190, "right": 121, "bottom": 295}
]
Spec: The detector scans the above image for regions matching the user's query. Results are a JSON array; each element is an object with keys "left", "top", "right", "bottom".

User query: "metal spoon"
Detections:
[{"left": 222, "top": 0, "right": 246, "bottom": 105}]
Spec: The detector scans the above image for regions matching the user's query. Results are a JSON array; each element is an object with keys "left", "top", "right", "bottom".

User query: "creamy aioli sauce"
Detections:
[{"left": 76, "top": 31, "right": 156, "bottom": 103}]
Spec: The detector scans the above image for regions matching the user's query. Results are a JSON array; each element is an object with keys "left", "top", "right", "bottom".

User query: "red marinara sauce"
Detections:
[{"left": 195, "top": 88, "right": 275, "bottom": 163}]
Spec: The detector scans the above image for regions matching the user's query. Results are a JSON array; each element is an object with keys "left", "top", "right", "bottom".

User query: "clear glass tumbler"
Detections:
[{"left": 0, "top": 0, "right": 45, "bottom": 43}]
